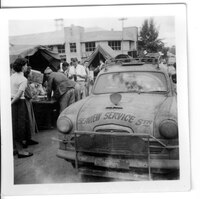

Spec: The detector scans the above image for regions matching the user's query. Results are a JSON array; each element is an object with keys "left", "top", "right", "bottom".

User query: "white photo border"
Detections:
[{"left": 0, "top": 3, "right": 190, "bottom": 196}]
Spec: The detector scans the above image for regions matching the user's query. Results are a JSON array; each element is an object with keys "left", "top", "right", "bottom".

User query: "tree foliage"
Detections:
[{"left": 138, "top": 18, "right": 164, "bottom": 53}]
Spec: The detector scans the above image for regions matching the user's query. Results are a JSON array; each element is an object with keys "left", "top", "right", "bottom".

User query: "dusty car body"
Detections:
[{"left": 56, "top": 59, "right": 179, "bottom": 181}]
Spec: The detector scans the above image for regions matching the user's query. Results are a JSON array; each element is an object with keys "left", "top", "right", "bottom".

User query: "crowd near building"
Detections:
[{"left": 9, "top": 22, "right": 176, "bottom": 159}]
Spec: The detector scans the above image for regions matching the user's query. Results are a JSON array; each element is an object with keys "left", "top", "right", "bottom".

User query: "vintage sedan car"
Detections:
[{"left": 56, "top": 59, "right": 179, "bottom": 181}]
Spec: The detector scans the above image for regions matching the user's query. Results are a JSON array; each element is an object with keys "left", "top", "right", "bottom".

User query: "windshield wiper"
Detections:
[
  {"left": 127, "top": 90, "right": 143, "bottom": 94},
  {"left": 127, "top": 90, "right": 167, "bottom": 94},
  {"left": 146, "top": 90, "right": 167, "bottom": 93}
]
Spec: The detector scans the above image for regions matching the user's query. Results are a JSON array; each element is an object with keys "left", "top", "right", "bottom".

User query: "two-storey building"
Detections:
[{"left": 10, "top": 25, "right": 138, "bottom": 63}]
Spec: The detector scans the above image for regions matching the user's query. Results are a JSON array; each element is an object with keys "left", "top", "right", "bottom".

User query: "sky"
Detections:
[{"left": 9, "top": 16, "right": 175, "bottom": 47}]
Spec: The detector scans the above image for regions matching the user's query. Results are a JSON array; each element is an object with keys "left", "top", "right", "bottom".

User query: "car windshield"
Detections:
[{"left": 93, "top": 71, "right": 168, "bottom": 94}]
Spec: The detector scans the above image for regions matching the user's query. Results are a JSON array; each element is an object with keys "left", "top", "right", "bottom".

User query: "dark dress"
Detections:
[
  {"left": 12, "top": 99, "right": 29, "bottom": 143},
  {"left": 24, "top": 84, "right": 39, "bottom": 138}
]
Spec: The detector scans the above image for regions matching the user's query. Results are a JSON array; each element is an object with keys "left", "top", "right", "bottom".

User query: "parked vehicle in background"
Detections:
[{"left": 167, "top": 56, "right": 176, "bottom": 66}]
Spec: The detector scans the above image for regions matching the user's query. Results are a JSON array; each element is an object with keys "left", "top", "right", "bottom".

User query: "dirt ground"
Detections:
[
  {"left": 14, "top": 129, "right": 81, "bottom": 184},
  {"left": 14, "top": 129, "right": 179, "bottom": 184}
]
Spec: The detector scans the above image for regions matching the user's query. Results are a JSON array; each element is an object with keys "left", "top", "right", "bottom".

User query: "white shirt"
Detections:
[
  {"left": 10, "top": 72, "right": 27, "bottom": 99},
  {"left": 68, "top": 64, "right": 86, "bottom": 81}
]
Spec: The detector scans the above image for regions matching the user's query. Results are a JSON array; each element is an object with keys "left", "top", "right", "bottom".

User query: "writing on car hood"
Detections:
[{"left": 76, "top": 93, "right": 174, "bottom": 134}]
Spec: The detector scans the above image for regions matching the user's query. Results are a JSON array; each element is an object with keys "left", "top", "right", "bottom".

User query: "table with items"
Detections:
[
  {"left": 32, "top": 98, "right": 59, "bottom": 130},
  {"left": 28, "top": 69, "right": 59, "bottom": 130}
]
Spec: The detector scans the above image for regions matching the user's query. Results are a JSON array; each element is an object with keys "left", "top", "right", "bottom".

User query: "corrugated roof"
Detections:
[
  {"left": 10, "top": 30, "right": 65, "bottom": 46},
  {"left": 10, "top": 29, "right": 135, "bottom": 46}
]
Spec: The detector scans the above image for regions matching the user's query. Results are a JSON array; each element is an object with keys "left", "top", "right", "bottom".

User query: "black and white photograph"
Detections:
[{"left": 0, "top": 3, "right": 190, "bottom": 197}]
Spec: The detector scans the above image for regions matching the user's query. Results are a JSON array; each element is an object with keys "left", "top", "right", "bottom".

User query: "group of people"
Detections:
[
  {"left": 10, "top": 57, "right": 105, "bottom": 158},
  {"left": 61, "top": 58, "right": 89, "bottom": 99},
  {"left": 11, "top": 58, "right": 39, "bottom": 159},
  {"left": 44, "top": 57, "right": 103, "bottom": 113},
  {"left": 62, "top": 58, "right": 100, "bottom": 97}
]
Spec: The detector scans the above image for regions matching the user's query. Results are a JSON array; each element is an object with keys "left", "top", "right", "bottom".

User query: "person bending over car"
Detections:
[{"left": 44, "top": 67, "right": 76, "bottom": 113}]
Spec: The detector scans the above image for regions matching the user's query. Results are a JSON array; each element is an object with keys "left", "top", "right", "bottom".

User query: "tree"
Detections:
[{"left": 138, "top": 18, "right": 164, "bottom": 54}]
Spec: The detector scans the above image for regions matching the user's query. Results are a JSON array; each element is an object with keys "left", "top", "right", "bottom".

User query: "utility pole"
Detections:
[
  {"left": 55, "top": 18, "right": 64, "bottom": 31},
  {"left": 119, "top": 17, "right": 127, "bottom": 54}
]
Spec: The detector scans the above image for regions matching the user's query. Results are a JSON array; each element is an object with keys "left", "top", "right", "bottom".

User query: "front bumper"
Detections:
[
  {"left": 57, "top": 149, "right": 179, "bottom": 180},
  {"left": 57, "top": 131, "right": 179, "bottom": 180}
]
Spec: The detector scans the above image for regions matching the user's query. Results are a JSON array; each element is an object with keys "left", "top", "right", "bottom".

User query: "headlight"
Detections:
[
  {"left": 159, "top": 119, "right": 178, "bottom": 139},
  {"left": 57, "top": 116, "right": 72, "bottom": 134}
]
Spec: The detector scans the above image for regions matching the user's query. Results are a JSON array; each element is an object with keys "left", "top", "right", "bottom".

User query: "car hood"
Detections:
[{"left": 77, "top": 93, "right": 171, "bottom": 135}]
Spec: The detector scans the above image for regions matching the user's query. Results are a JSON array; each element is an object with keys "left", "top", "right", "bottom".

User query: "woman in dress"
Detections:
[{"left": 11, "top": 58, "right": 33, "bottom": 158}]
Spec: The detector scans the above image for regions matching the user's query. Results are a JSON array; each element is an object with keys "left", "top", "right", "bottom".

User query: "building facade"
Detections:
[{"left": 10, "top": 25, "right": 138, "bottom": 63}]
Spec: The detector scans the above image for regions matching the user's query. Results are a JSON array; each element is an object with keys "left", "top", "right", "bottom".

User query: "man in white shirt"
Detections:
[{"left": 68, "top": 58, "right": 87, "bottom": 99}]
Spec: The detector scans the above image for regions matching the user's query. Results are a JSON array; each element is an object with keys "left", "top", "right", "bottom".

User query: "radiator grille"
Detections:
[{"left": 75, "top": 134, "right": 148, "bottom": 155}]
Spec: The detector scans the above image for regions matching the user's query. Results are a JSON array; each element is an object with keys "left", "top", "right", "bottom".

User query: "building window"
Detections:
[
  {"left": 85, "top": 42, "right": 95, "bottom": 52},
  {"left": 108, "top": 41, "right": 121, "bottom": 50},
  {"left": 57, "top": 44, "right": 65, "bottom": 53},
  {"left": 70, "top": 43, "right": 76, "bottom": 53}
]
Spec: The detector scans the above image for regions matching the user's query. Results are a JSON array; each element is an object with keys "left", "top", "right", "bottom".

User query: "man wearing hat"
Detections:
[
  {"left": 44, "top": 67, "right": 76, "bottom": 113},
  {"left": 68, "top": 58, "right": 87, "bottom": 99}
]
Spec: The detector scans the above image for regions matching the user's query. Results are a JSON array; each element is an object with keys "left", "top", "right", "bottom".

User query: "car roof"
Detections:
[{"left": 99, "top": 62, "right": 168, "bottom": 74}]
